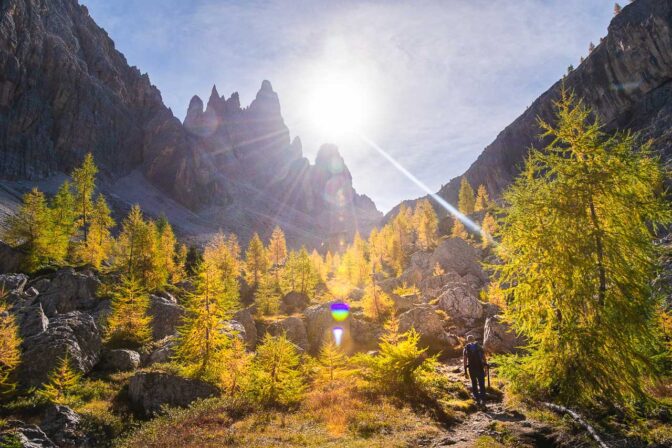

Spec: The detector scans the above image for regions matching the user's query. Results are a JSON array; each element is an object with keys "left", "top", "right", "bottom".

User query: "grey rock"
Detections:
[
  {"left": 435, "top": 283, "right": 485, "bottom": 331},
  {"left": 34, "top": 269, "right": 100, "bottom": 317},
  {"left": 304, "top": 302, "right": 351, "bottom": 354},
  {"left": 280, "top": 291, "right": 310, "bottom": 314},
  {"left": 17, "top": 303, "right": 48, "bottom": 339},
  {"left": 20, "top": 312, "right": 102, "bottom": 387},
  {"left": 267, "top": 316, "right": 309, "bottom": 351},
  {"left": 99, "top": 349, "right": 140, "bottom": 372},
  {"left": 232, "top": 307, "right": 256, "bottom": 349},
  {"left": 39, "top": 405, "right": 85, "bottom": 447},
  {"left": 0, "top": 422, "right": 55, "bottom": 448},
  {"left": 0, "top": 273, "right": 28, "bottom": 293},
  {"left": 148, "top": 294, "right": 185, "bottom": 340},
  {"left": 483, "top": 315, "right": 525, "bottom": 354},
  {"left": 128, "top": 372, "right": 220, "bottom": 416},
  {"left": 145, "top": 337, "right": 177, "bottom": 366},
  {"left": 398, "top": 306, "right": 460, "bottom": 355}
]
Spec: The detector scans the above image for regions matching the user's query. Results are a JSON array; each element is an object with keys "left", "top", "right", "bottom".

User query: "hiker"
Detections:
[{"left": 463, "top": 335, "right": 488, "bottom": 404}]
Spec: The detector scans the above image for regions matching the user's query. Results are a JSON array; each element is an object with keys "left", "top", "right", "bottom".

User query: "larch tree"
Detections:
[
  {"left": 254, "top": 275, "right": 281, "bottom": 316},
  {"left": 37, "top": 353, "right": 81, "bottom": 404},
  {"left": 247, "top": 334, "right": 306, "bottom": 408},
  {"left": 114, "top": 205, "right": 163, "bottom": 289},
  {"left": 458, "top": 177, "right": 476, "bottom": 214},
  {"left": 474, "top": 184, "right": 491, "bottom": 212},
  {"left": 3, "top": 188, "right": 50, "bottom": 270},
  {"left": 451, "top": 217, "right": 468, "bottom": 240},
  {"left": 480, "top": 213, "right": 498, "bottom": 248},
  {"left": 48, "top": 180, "right": 78, "bottom": 263},
  {"left": 156, "top": 217, "right": 180, "bottom": 284},
  {"left": 175, "top": 253, "right": 238, "bottom": 379},
  {"left": 76, "top": 194, "right": 115, "bottom": 269},
  {"left": 495, "top": 89, "right": 672, "bottom": 411},
  {"left": 244, "top": 233, "right": 269, "bottom": 289},
  {"left": 72, "top": 153, "right": 98, "bottom": 241},
  {"left": 0, "top": 292, "right": 21, "bottom": 393},
  {"left": 361, "top": 280, "right": 394, "bottom": 323},
  {"left": 219, "top": 336, "right": 251, "bottom": 396},
  {"left": 106, "top": 275, "right": 153, "bottom": 348},
  {"left": 268, "top": 226, "right": 288, "bottom": 289},
  {"left": 318, "top": 341, "right": 347, "bottom": 382},
  {"left": 413, "top": 199, "right": 438, "bottom": 251},
  {"left": 310, "top": 249, "right": 327, "bottom": 283}
]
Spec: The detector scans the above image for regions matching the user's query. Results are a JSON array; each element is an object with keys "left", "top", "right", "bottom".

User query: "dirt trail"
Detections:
[{"left": 428, "top": 359, "right": 557, "bottom": 448}]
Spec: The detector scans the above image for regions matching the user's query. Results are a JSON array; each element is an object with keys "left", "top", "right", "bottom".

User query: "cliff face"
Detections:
[
  {"left": 389, "top": 0, "right": 672, "bottom": 220},
  {"left": 0, "top": 0, "right": 381, "bottom": 246}
]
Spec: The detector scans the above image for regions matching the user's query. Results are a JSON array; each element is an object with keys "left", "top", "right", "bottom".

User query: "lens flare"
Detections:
[
  {"left": 330, "top": 302, "right": 350, "bottom": 322},
  {"left": 332, "top": 327, "right": 344, "bottom": 346}
]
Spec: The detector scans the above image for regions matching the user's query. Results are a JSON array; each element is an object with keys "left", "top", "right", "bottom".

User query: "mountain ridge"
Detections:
[{"left": 0, "top": 0, "right": 381, "bottom": 247}]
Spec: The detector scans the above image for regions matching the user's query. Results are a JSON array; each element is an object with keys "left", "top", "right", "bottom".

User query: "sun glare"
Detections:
[{"left": 304, "top": 74, "right": 371, "bottom": 139}]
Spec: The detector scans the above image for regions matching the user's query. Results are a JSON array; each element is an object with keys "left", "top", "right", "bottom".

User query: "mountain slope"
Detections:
[
  {"left": 0, "top": 0, "right": 381, "bottom": 246},
  {"left": 388, "top": 0, "right": 672, "bottom": 220}
]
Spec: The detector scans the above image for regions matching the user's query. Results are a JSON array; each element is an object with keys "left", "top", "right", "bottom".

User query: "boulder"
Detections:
[
  {"left": 99, "top": 349, "right": 140, "bottom": 372},
  {"left": 145, "top": 337, "right": 177, "bottom": 366},
  {"left": 33, "top": 269, "right": 100, "bottom": 317},
  {"left": 128, "top": 372, "right": 220, "bottom": 416},
  {"left": 350, "top": 316, "right": 382, "bottom": 351},
  {"left": 232, "top": 308, "right": 257, "bottom": 349},
  {"left": 389, "top": 292, "right": 420, "bottom": 313},
  {"left": 304, "top": 302, "right": 351, "bottom": 354},
  {"left": 40, "top": 405, "right": 86, "bottom": 447},
  {"left": 0, "top": 421, "right": 56, "bottom": 448},
  {"left": 398, "top": 306, "right": 460, "bottom": 355},
  {"left": 0, "top": 242, "right": 25, "bottom": 274},
  {"left": 16, "top": 304, "right": 49, "bottom": 339},
  {"left": 483, "top": 315, "right": 524, "bottom": 354},
  {"left": 0, "top": 273, "right": 29, "bottom": 293},
  {"left": 20, "top": 312, "right": 102, "bottom": 387},
  {"left": 435, "top": 283, "right": 484, "bottom": 330},
  {"left": 267, "top": 316, "right": 309, "bottom": 351},
  {"left": 280, "top": 291, "right": 310, "bottom": 314},
  {"left": 148, "top": 294, "right": 185, "bottom": 340}
]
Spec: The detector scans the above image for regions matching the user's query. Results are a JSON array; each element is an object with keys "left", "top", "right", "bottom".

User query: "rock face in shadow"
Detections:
[
  {"left": 0, "top": 0, "right": 381, "bottom": 247},
  {"left": 128, "top": 372, "right": 220, "bottom": 417},
  {"left": 387, "top": 0, "right": 672, "bottom": 220}
]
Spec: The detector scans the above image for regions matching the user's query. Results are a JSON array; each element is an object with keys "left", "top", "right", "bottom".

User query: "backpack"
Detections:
[{"left": 465, "top": 342, "right": 484, "bottom": 371}]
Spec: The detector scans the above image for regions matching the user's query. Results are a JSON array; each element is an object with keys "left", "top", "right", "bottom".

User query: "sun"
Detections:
[{"left": 304, "top": 74, "right": 371, "bottom": 139}]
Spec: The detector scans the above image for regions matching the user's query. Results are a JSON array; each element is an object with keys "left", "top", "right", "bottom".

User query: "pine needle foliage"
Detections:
[
  {"left": 458, "top": 177, "right": 476, "bottom": 214},
  {"left": 361, "top": 281, "right": 394, "bottom": 323},
  {"left": 37, "top": 353, "right": 81, "bottom": 405},
  {"left": 106, "top": 275, "right": 153, "bottom": 348},
  {"left": 3, "top": 188, "right": 50, "bottom": 270},
  {"left": 246, "top": 334, "right": 306, "bottom": 408},
  {"left": 318, "top": 341, "right": 347, "bottom": 382},
  {"left": 474, "top": 184, "right": 492, "bottom": 212},
  {"left": 0, "top": 291, "right": 21, "bottom": 394},
  {"left": 75, "top": 194, "right": 115, "bottom": 269},
  {"left": 244, "top": 233, "right": 268, "bottom": 289},
  {"left": 175, "top": 254, "right": 239, "bottom": 380},
  {"left": 71, "top": 153, "right": 98, "bottom": 241},
  {"left": 494, "top": 88, "right": 672, "bottom": 412}
]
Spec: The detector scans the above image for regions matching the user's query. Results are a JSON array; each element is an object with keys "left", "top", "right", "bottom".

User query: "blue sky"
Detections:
[{"left": 82, "top": 0, "right": 614, "bottom": 212}]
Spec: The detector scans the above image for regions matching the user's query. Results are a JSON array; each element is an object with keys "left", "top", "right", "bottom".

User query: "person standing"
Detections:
[{"left": 463, "top": 335, "right": 488, "bottom": 405}]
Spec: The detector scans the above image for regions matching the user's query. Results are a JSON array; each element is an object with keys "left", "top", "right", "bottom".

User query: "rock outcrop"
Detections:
[
  {"left": 20, "top": 311, "right": 102, "bottom": 387},
  {"left": 483, "top": 315, "right": 524, "bottom": 354},
  {"left": 398, "top": 306, "right": 460, "bottom": 356},
  {"left": 99, "top": 349, "right": 141, "bottom": 372},
  {"left": 40, "top": 405, "right": 87, "bottom": 448},
  {"left": 0, "top": 422, "right": 56, "bottom": 448},
  {"left": 148, "top": 294, "right": 184, "bottom": 340},
  {"left": 387, "top": 0, "right": 672, "bottom": 221},
  {"left": 128, "top": 372, "right": 220, "bottom": 417},
  {"left": 266, "top": 316, "right": 309, "bottom": 352},
  {"left": 0, "top": 0, "right": 381, "bottom": 248}
]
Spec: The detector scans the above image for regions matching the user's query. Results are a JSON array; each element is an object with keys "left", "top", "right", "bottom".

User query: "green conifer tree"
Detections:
[
  {"left": 3, "top": 188, "right": 50, "bottom": 270},
  {"left": 106, "top": 275, "right": 153, "bottom": 348},
  {"left": 0, "top": 292, "right": 21, "bottom": 393},
  {"left": 48, "top": 181, "right": 78, "bottom": 263},
  {"left": 37, "top": 353, "right": 81, "bottom": 404},
  {"left": 244, "top": 233, "right": 268, "bottom": 289},
  {"left": 318, "top": 341, "right": 347, "bottom": 381},
  {"left": 76, "top": 194, "right": 115, "bottom": 269},
  {"left": 495, "top": 89, "right": 672, "bottom": 411},
  {"left": 71, "top": 153, "right": 98, "bottom": 241},
  {"left": 458, "top": 177, "right": 476, "bottom": 214}
]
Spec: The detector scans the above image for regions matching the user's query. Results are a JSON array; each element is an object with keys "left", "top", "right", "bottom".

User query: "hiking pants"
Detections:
[{"left": 469, "top": 368, "right": 486, "bottom": 400}]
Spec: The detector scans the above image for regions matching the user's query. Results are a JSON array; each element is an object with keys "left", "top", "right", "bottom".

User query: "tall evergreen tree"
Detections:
[
  {"left": 361, "top": 280, "right": 394, "bottom": 323},
  {"left": 76, "top": 194, "right": 115, "bottom": 269},
  {"left": 458, "top": 177, "right": 476, "bottom": 214},
  {"left": 413, "top": 199, "right": 438, "bottom": 250},
  {"left": 495, "top": 89, "right": 671, "bottom": 411},
  {"left": 71, "top": 153, "right": 98, "bottom": 241},
  {"left": 175, "top": 253, "right": 238, "bottom": 379},
  {"left": 480, "top": 213, "right": 498, "bottom": 248},
  {"left": 0, "top": 292, "right": 21, "bottom": 393},
  {"left": 474, "top": 184, "right": 491, "bottom": 212},
  {"left": 244, "top": 233, "right": 268, "bottom": 289},
  {"left": 3, "top": 188, "right": 50, "bottom": 269},
  {"left": 255, "top": 275, "right": 281, "bottom": 316},
  {"left": 268, "top": 226, "right": 288, "bottom": 289},
  {"left": 37, "top": 353, "right": 81, "bottom": 404},
  {"left": 48, "top": 181, "right": 78, "bottom": 263},
  {"left": 318, "top": 341, "right": 347, "bottom": 381},
  {"left": 106, "top": 275, "right": 153, "bottom": 348},
  {"left": 451, "top": 217, "right": 468, "bottom": 240}
]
